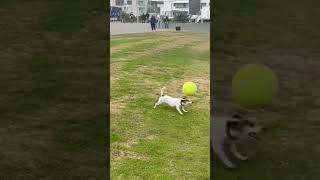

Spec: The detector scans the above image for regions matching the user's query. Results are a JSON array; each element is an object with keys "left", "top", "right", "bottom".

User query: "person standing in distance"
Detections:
[
  {"left": 164, "top": 16, "right": 169, "bottom": 29},
  {"left": 150, "top": 15, "right": 157, "bottom": 31}
]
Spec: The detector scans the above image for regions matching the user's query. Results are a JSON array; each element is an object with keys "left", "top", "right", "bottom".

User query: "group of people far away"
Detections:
[
  {"left": 149, "top": 15, "right": 170, "bottom": 31},
  {"left": 140, "top": 13, "right": 149, "bottom": 23}
]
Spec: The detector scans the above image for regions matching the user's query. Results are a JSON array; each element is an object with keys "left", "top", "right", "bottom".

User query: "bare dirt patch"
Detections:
[
  {"left": 111, "top": 38, "right": 160, "bottom": 54},
  {"left": 110, "top": 61, "right": 124, "bottom": 84},
  {"left": 114, "top": 140, "right": 139, "bottom": 149},
  {"left": 110, "top": 95, "right": 139, "bottom": 116},
  {"left": 110, "top": 100, "right": 127, "bottom": 116},
  {"left": 190, "top": 41, "right": 210, "bottom": 52},
  {"left": 111, "top": 33, "right": 205, "bottom": 63},
  {"left": 112, "top": 149, "right": 149, "bottom": 161}
]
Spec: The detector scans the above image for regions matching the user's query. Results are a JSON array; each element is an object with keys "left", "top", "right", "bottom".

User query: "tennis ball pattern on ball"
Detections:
[
  {"left": 232, "top": 64, "right": 278, "bottom": 109},
  {"left": 183, "top": 82, "right": 197, "bottom": 96}
]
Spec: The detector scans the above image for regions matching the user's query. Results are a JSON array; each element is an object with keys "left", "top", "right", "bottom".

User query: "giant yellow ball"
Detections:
[
  {"left": 232, "top": 64, "right": 278, "bottom": 108},
  {"left": 183, "top": 82, "right": 197, "bottom": 96}
]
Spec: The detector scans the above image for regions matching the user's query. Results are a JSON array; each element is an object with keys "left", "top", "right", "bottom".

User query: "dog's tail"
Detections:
[{"left": 161, "top": 87, "right": 166, "bottom": 96}]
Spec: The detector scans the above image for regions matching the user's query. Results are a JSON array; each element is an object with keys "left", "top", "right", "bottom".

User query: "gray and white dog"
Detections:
[
  {"left": 211, "top": 112, "right": 264, "bottom": 168},
  {"left": 154, "top": 87, "right": 192, "bottom": 115}
]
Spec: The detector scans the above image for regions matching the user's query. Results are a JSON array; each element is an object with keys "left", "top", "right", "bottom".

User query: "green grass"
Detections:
[
  {"left": 111, "top": 32, "right": 210, "bottom": 179},
  {"left": 0, "top": 0, "right": 107, "bottom": 179},
  {"left": 212, "top": 0, "right": 320, "bottom": 179}
]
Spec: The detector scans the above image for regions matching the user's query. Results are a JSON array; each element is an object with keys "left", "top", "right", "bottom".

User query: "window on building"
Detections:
[
  {"left": 115, "top": 0, "right": 124, "bottom": 6},
  {"left": 127, "top": 0, "right": 132, "bottom": 5},
  {"left": 139, "top": 8, "right": 145, "bottom": 15},
  {"left": 201, "top": 3, "right": 207, "bottom": 8},
  {"left": 174, "top": 3, "right": 188, "bottom": 8},
  {"left": 138, "top": 1, "right": 144, "bottom": 6}
]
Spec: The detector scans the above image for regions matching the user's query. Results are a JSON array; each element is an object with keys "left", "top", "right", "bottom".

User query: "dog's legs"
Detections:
[
  {"left": 182, "top": 106, "right": 188, "bottom": 112},
  {"left": 230, "top": 142, "right": 248, "bottom": 161},
  {"left": 214, "top": 143, "right": 236, "bottom": 168},
  {"left": 154, "top": 99, "right": 161, "bottom": 108},
  {"left": 176, "top": 105, "right": 184, "bottom": 115},
  {"left": 212, "top": 141, "right": 236, "bottom": 168}
]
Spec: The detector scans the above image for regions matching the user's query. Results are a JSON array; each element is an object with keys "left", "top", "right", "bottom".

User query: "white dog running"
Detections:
[{"left": 154, "top": 87, "right": 192, "bottom": 115}]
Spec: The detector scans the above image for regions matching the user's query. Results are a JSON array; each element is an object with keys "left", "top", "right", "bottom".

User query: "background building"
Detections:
[
  {"left": 200, "top": 0, "right": 210, "bottom": 21},
  {"left": 110, "top": 0, "right": 148, "bottom": 16},
  {"left": 159, "top": 0, "right": 189, "bottom": 18},
  {"left": 189, "top": 0, "right": 200, "bottom": 15},
  {"left": 110, "top": 0, "right": 209, "bottom": 21},
  {"left": 188, "top": 0, "right": 210, "bottom": 22},
  {"left": 149, "top": 0, "right": 163, "bottom": 14}
]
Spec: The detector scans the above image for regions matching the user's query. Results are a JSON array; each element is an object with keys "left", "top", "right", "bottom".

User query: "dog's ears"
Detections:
[{"left": 181, "top": 96, "right": 188, "bottom": 102}]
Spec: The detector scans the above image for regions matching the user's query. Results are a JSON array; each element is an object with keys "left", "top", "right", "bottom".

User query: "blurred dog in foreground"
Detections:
[{"left": 211, "top": 111, "right": 265, "bottom": 169}]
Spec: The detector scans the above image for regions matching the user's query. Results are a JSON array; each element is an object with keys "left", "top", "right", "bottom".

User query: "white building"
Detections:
[
  {"left": 158, "top": 0, "right": 189, "bottom": 18},
  {"left": 110, "top": 0, "right": 209, "bottom": 20},
  {"left": 200, "top": 0, "right": 209, "bottom": 8},
  {"left": 188, "top": 0, "right": 210, "bottom": 22},
  {"left": 110, "top": 0, "right": 148, "bottom": 16},
  {"left": 200, "top": 0, "right": 210, "bottom": 21}
]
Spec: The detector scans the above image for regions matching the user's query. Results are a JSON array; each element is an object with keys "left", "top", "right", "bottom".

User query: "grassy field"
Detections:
[
  {"left": 212, "top": 0, "right": 320, "bottom": 179},
  {"left": 110, "top": 32, "right": 210, "bottom": 179},
  {"left": 0, "top": 1, "right": 107, "bottom": 179}
]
